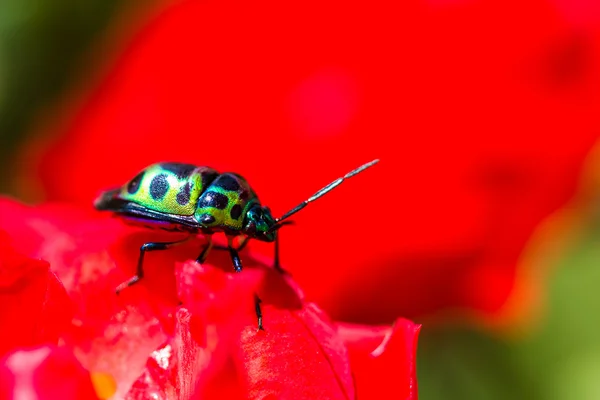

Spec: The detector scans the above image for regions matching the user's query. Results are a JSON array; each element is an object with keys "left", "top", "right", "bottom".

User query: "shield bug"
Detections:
[{"left": 95, "top": 159, "right": 379, "bottom": 328}]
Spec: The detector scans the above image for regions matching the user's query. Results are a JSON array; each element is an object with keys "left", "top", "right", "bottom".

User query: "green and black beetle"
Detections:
[{"left": 95, "top": 159, "right": 378, "bottom": 328}]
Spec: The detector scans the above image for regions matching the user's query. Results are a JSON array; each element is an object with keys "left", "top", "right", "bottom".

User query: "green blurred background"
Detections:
[
  {"left": 419, "top": 218, "right": 600, "bottom": 400},
  {"left": 0, "top": 0, "right": 123, "bottom": 189},
  {"left": 1, "top": 2, "right": 599, "bottom": 399}
]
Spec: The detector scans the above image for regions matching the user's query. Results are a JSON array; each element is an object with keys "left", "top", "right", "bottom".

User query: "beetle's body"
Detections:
[
  {"left": 95, "top": 162, "right": 272, "bottom": 238},
  {"left": 95, "top": 159, "right": 379, "bottom": 329}
]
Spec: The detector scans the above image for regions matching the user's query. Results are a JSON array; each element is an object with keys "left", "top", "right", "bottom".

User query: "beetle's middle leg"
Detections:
[
  {"left": 116, "top": 237, "right": 191, "bottom": 294},
  {"left": 195, "top": 235, "right": 214, "bottom": 264}
]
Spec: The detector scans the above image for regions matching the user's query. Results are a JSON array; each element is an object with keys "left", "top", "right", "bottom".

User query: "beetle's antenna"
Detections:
[
  {"left": 268, "top": 220, "right": 295, "bottom": 233},
  {"left": 269, "top": 159, "right": 379, "bottom": 231}
]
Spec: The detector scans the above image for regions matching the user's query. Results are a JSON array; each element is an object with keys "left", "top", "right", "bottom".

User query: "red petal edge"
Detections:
[
  {"left": 0, "top": 230, "right": 73, "bottom": 357},
  {"left": 338, "top": 318, "right": 421, "bottom": 400},
  {"left": 240, "top": 303, "right": 356, "bottom": 400}
]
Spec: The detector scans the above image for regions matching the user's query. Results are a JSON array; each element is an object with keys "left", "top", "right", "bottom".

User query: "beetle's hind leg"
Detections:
[{"left": 116, "top": 237, "right": 190, "bottom": 294}]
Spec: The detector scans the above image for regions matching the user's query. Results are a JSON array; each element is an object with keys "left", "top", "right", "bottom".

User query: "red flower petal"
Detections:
[
  {"left": 240, "top": 303, "right": 355, "bottom": 400},
  {"left": 129, "top": 261, "right": 360, "bottom": 399},
  {"left": 125, "top": 257, "right": 260, "bottom": 399},
  {"left": 0, "top": 346, "right": 99, "bottom": 400},
  {"left": 0, "top": 230, "right": 72, "bottom": 357},
  {"left": 174, "top": 260, "right": 258, "bottom": 398},
  {"left": 127, "top": 307, "right": 247, "bottom": 400},
  {"left": 175, "top": 260, "right": 262, "bottom": 333},
  {"left": 0, "top": 198, "right": 173, "bottom": 398},
  {"left": 0, "top": 197, "right": 419, "bottom": 398},
  {"left": 124, "top": 340, "right": 177, "bottom": 399},
  {"left": 338, "top": 319, "right": 421, "bottom": 400}
]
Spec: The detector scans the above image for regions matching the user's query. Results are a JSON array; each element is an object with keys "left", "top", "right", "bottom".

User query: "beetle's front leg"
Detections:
[
  {"left": 273, "top": 230, "right": 292, "bottom": 275},
  {"left": 116, "top": 237, "right": 190, "bottom": 294},
  {"left": 273, "top": 232, "right": 284, "bottom": 273}
]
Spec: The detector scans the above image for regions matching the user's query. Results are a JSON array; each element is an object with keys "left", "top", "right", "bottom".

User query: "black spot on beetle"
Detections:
[
  {"left": 214, "top": 174, "right": 241, "bottom": 191},
  {"left": 201, "top": 170, "right": 219, "bottom": 190},
  {"left": 199, "top": 213, "right": 216, "bottom": 225},
  {"left": 150, "top": 174, "right": 169, "bottom": 200},
  {"left": 127, "top": 171, "right": 145, "bottom": 194},
  {"left": 230, "top": 204, "right": 243, "bottom": 220},
  {"left": 176, "top": 183, "right": 191, "bottom": 205},
  {"left": 198, "top": 191, "right": 228, "bottom": 209},
  {"left": 160, "top": 163, "right": 197, "bottom": 179}
]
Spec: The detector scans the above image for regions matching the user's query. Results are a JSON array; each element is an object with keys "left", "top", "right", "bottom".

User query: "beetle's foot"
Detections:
[
  {"left": 257, "top": 316, "right": 264, "bottom": 331},
  {"left": 254, "top": 294, "right": 264, "bottom": 331},
  {"left": 115, "top": 275, "right": 140, "bottom": 294},
  {"left": 274, "top": 264, "right": 292, "bottom": 276}
]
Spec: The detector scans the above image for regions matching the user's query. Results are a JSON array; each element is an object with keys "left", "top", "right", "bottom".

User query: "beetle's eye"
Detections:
[{"left": 199, "top": 213, "right": 216, "bottom": 225}]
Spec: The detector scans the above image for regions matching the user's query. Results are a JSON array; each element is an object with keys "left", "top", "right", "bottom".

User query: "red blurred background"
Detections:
[{"left": 6, "top": 0, "right": 600, "bottom": 331}]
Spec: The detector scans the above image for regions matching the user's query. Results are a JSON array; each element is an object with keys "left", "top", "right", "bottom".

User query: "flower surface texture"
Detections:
[{"left": 0, "top": 198, "right": 419, "bottom": 399}]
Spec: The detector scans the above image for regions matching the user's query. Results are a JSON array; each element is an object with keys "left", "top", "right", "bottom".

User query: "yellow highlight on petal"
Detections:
[{"left": 90, "top": 372, "right": 117, "bottom": 399}]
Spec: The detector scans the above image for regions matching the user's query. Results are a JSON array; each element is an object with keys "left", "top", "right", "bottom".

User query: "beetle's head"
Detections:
[{"left": 243, "top": 204, "right": 276, "bottom": 242}]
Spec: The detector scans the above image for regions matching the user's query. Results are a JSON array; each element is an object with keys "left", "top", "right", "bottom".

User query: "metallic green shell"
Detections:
[
  {"left": 118, "top": 163, "right": 219, "bottom": 216},
  {"left": 194, "top": 173, "right": 257, "bottom": 230}
]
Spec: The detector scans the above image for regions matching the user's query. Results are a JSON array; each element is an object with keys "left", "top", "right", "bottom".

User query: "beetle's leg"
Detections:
[
  {"left": 228, "top": 236, "right": 243, "bottom": 273},
  {"left": 254, "top": 293, "right": 264, "bottom": 330},
  {"left": 273, "top": 232, "right": 282, "bottom": 272},
  {"left": 217, "top": 233, "right": 290, "bottom": 275},
  {"left": 273, "top": 231, "right": 292, "bottom": 275},
  {"left": 215, "top": 238, "right": 262, "bottom": 329},
  {"left": 268, "top": 221, "right": 294, "bottom": 274},
  {"left": 196, "top": 235, "right": 213, "bottom": 264},
  {"left": 116, "top": 237, "right": 190, "bottom": 294}
]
